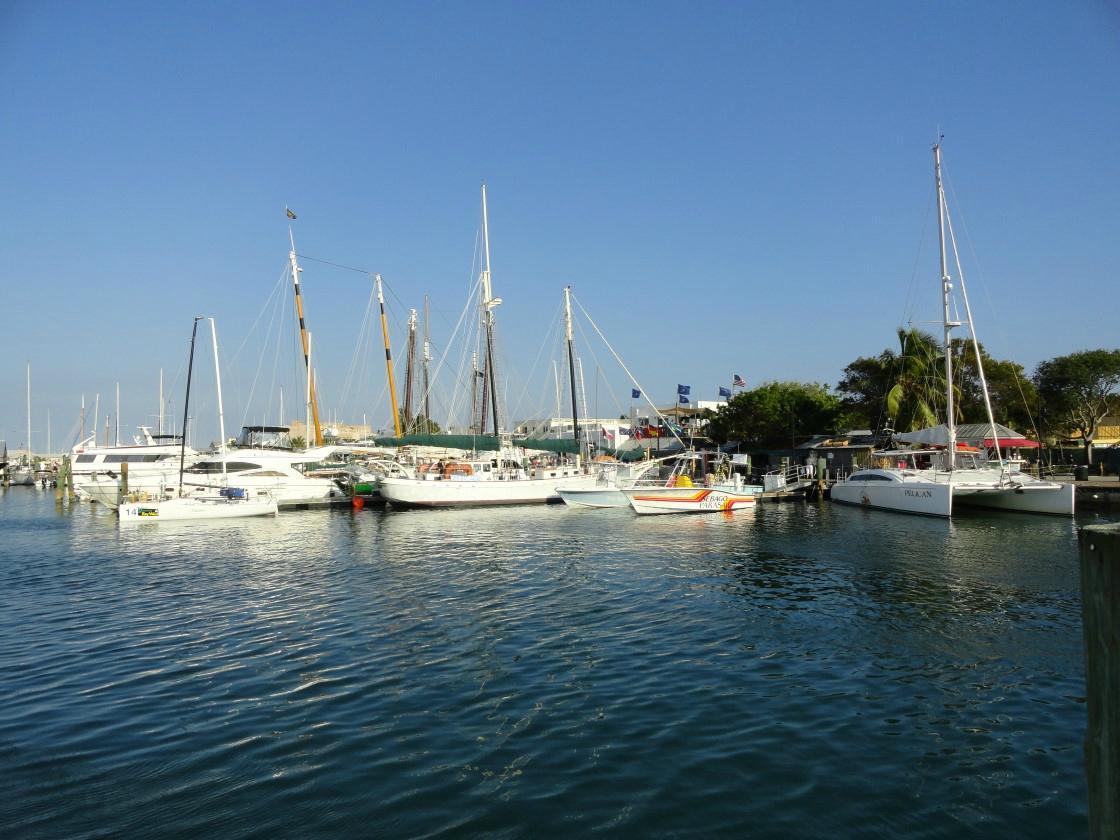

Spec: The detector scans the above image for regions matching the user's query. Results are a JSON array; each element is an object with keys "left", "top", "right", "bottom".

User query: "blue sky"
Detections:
[{"left": 2, "top": 1, "right": 1118, "bottom": 449}]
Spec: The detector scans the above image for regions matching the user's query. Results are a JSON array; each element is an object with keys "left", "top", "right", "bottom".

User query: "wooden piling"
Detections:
[
  {"left": 65, "top": 456, "right": 75, "bottom": 501},
  {"left": 1080, "top": 523, "right": 1120, "bottom": 838}
]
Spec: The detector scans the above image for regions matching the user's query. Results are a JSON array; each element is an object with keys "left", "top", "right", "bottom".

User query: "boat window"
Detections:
[
  {"left": 244, "top": 470, "right": 287, "bottom": 477},
  {"left": 851, "top": 472, "right": 893, "bottom": 481},
  {"left": 186, "top": 461, "right": 262, "bottom": 473},
  {"left": 75, "top": 454, "right": 97, "bottom": 463}
]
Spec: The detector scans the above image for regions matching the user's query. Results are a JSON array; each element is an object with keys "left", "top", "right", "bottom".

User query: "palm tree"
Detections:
[{"left": 885, "top": 328, "right": 945, "bottom": 432}]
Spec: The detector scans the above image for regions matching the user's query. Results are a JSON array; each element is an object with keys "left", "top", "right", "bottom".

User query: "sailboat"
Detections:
[
  {"left": 118, "top": 318, "right": 278, "bottom": 522},
  {"left": 830, "top": 143, "right": 1075, "bottom": 517},
  {"left": 7, "top": 363, "right": 36, "bottom": 486},
  {"left": 378, "top": 188, "right": 598, "bottom": 508}
]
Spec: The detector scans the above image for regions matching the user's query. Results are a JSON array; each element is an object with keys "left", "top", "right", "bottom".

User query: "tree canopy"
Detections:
[
  {"left": 1034, "top": 349, "right": 1120, "bottom": 462},
  {"left": 706, "top": 382, "right": 840, "bottom": 447}
]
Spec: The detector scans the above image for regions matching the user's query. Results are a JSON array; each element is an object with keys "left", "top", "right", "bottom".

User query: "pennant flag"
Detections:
[
  {"left": 286, "top": 207, "right": 297, "bottom": 219},
  {"left": 732, "top": 374, "right": 746, "bottom": 388},
  {"left": 601, "top": 426, "right": 615, "bottom": 441},
  {"left": 718, "top": 386, "right": 732, "bottom": 398},
  {"left": 631, "top": 388, "right": 641, "bottom": 399},
  {"left": 678, "top": 394, "right": 690, "bottom": 404},
  {"left": 677, "top": 384, "right": 691, "bottom": 396}
]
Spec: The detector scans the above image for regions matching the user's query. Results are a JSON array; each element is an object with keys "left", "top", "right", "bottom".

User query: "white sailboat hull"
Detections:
[
  {"left": 380, "top": 471, "right": 599, "bottom": 508},
  {"left": 556, "top": 486, "right": 630, "bottom": 508},
  {"left": 118, "top": 494, "right": 278, "bottom": 522}
]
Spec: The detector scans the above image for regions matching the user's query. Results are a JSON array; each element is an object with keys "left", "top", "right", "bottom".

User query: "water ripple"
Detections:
[{"left": 0, "top": 489, "right": 1095, "bottom": 836}]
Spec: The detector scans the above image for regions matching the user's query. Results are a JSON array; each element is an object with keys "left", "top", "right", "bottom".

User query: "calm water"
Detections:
[{"left": 0, "top": 488, "right": 1105, "bottom": 837}]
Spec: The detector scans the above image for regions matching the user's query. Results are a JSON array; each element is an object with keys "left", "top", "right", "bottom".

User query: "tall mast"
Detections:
[
  {"left": 115, "top": 382, "right": 120, "bottom": 446},
  {"left": 25, "top": 362, "right": 30, "bottom": 462},
  {"left": 79, "top": 394, "right": 86, "bottom": 445},
  {"left": 289, "top": 228, "right": 323, "bottom": 446},
  {"left": 422, "top": 295, "right": 432, "bottom": 433},
  {"left": 480, "top": 184, "right": 502, "bottom": 436},
  {"left": 934, "top": 142, "right": 959, "bottom": 470},
  {"left": 158, "top": 368, "right": 164, "bottom": 436},
  {"left": 178, "top": 318, "right": 202, "bottom": 494},
  {"left": 564, "top": 286, "right": 581, "bottom": 463},
  {"left": 209, "top": 318, "right": 228, "bottom": 481},
  {"left": 403, "top": 308, "right": 418, "bottom": 432},
  {"left": 93, "top": 394, "right": 99, "bottom": 448},
  {"left": 376, "top": 274, "right": 403, "bottom": 437}
]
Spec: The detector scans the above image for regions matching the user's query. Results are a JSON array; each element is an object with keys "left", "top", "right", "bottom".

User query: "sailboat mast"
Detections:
[
  {"left": 115, "top": 382, "right": 120, "bottom": 446},
  {"left": 376, "top": 274, "right": 404, "bottom": 437},
  {"left": 178, "top": 318, "right": 202, "bottom": 494},
  {"left": 564, "top": 286, "right": 581, "bottom": 462},
  {"left": 422, "top": 295, "right": 432, "bottom": 434},
  {"left": 209, "top": 318, "right": 228, "bottom": 481},
  {"left": 158, "top": 368, "right": 164, "bottom": 437},
  {"left": 403, "top": 308, "right": 418, "bottom": 432},
  {"left": 934, "top": 142, "right": 958, "bottom": 470},
  {"left": 25, "top": 362, "right": 31, "bottom": 463},
  {"left": 289, "top": 231, "right": 323, "bottom": 446},
  {"left": 480, "top": 184, "right": 501, "bottom": 436}
]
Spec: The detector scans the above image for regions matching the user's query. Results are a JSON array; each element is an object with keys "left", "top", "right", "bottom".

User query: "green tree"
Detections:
[
  {"left": 954, "top": 344, "right": 1038, "bottom": 432},
  {"left": 1034, "top": 349, "right": 1120, "bottom": 464},
  {"left": 706, "top": 382, "right": 840, "bottom": 447},
  {"left": 836, "top": 351, "right": 895, "bottom": 431}
]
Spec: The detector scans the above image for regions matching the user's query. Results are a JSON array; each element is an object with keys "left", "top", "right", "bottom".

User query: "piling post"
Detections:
[
  {"left": 65, "top": 456, "right": 75, "bottom": 501},
  {"left": 1080, "top": 523, "right": 1120, "bottom": 838},
  {"left": 55, "top": 458, "right": 64, "bottom": 502}
]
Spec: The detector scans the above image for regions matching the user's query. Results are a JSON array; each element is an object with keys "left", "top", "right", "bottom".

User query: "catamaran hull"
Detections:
[
  {"left": 625, "top": 486, "right": 759, "bottom": 515},
  {"left": 831, "top": 476, "right": 1074, "bottom": 517},
  {"left": 830, "top": 480, "right": 952, "bottom": 517},
  {"left": 952, "top": 481, "right": 1075, "bottom": 515},
  {"left": 118, "top": 496, "right": 278, "bottom": 522},
  {"left": 380, "top": 474, "right": 599, "bottom": 508}
]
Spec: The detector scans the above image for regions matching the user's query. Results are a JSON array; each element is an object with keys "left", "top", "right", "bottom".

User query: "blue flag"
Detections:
[
  {"left": 719, "top": 386, "right": 732, "bottom": 398},
  {"left": 678, "top": 394, "right": 690, "bottom": 404},
  {"left": 631, "top": 388, "right": 641, "bottom": 399},
  {"left": 677, "top": 384, "right": 690, "bottom": 396}
]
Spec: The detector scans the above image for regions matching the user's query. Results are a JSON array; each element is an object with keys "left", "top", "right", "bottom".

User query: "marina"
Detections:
[
  {"left": 3, "top": 3, "right": 1118, "bottom": 837},
  {"left": 0, "top": 485, "right": 1102, "bottom": 836}
]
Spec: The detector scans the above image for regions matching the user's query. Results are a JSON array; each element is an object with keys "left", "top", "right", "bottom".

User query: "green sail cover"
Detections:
[
  {"left": 519, "top": 438, "right": 579, "bottom": 454},
  {"left": 372, "top": 434, "right": 501, "bottom": 449},
  {"left": 370, "top": 434, "right": 578, "bottom": 454}
]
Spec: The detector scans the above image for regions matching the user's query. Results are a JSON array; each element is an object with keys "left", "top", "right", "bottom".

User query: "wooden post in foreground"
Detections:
[{"left": 1080, "top": 523, "right": 1120, "bottom": 838}]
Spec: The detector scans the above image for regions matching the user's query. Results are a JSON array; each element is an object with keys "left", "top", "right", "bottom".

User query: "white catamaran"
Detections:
[{"left": 830, "top": 143, "right": 1074, "bottom": 518}]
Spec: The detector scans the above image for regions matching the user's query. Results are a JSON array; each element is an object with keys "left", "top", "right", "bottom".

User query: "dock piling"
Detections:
[{"left": 1080, "top": 523, "right": 1120, "bottom": 839}]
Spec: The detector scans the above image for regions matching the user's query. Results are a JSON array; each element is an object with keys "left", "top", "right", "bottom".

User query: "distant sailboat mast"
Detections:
[
  {"left": 376, "top": 273, "right": 404, "bottom": 437},
  {"left": 209, "top": 318, "right": 228, "bottom": 483},
  {"left": 564, "top": 286, "right": 582, "bottom": 464},
  {"left": 288, "top": 223, "right": 323, "bottom": 446},
  {"left": 25, "top": 362, "right": 31, "bottom": 463},
  {"left": 479, "top": 184, "right": 502, "bottom": 436},
  {"left": 178, "top": 318, "right": 203, "bottom": 495}
]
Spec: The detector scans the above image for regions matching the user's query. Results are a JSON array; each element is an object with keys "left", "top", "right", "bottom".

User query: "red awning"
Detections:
[{"left": 983, "top": 437, "right": 1039, "bottom": 449}]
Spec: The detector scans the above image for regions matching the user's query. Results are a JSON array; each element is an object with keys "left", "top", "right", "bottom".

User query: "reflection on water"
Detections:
[{"left": 0, "top": 488, "right": 1099, "bottom": 836}]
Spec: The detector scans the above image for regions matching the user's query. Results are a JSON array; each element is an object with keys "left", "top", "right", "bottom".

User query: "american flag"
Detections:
[{"left": 732, "top": 374, "right": 746, "bottom": 388}]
